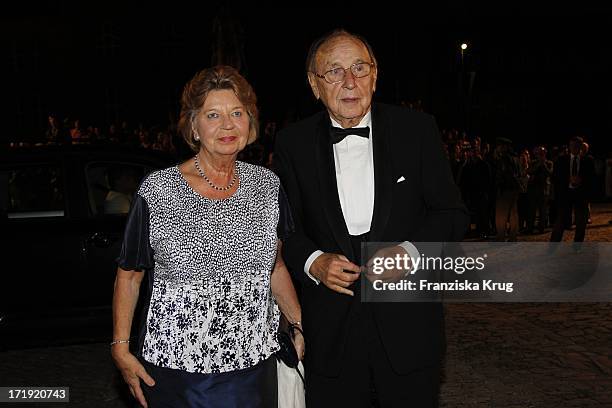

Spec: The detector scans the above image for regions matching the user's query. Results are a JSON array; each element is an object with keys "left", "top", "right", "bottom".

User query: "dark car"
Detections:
[{"left": 0, "top": 145, "right": 176, "bottom": 349}]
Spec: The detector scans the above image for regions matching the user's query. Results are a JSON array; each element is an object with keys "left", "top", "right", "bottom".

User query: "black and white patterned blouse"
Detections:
[{"left": 117, "top": 161, "right": 293, "bottom": 374}]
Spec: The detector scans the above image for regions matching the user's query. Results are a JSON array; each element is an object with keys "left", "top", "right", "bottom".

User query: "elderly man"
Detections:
[{"left": 274, "top": 29, "right": 468, "bottom": 407}]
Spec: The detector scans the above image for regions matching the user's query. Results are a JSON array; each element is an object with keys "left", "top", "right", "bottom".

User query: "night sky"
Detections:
[{"left": 3, "top": 2, "right": 612, "bottom": 151}]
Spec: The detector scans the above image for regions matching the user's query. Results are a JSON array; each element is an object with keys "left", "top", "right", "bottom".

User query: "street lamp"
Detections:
[
  {"left": 460, "top": 43, "right": 468, "bottom": 65},
  {"left": 457, "top": 42, "right": 470, "bottom": 133}
]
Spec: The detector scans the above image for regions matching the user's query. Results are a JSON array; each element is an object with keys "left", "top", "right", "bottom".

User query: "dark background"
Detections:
[{"left": 3, "top": 1, "right": 612, "bottom": 151}]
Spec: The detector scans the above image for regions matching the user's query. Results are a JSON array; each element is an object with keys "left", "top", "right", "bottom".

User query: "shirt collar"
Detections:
[{"left": 330, "top": 111, "right": 372, "bottom": 130}]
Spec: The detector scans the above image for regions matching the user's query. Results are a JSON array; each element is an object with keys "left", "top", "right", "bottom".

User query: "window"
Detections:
[
  {"left": 86, "top": 163, "right": 147, "bottom": 216},
  {"left": 2, "top": 164, "right": 65, "bottom": 219}
]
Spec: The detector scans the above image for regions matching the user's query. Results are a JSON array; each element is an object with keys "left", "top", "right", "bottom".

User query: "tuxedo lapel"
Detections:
[
  {"left": 314, "top": 115, "right": 354, "bottom": 260},
  {"left": 369, "top": 104, "right": 393, "bottom": 242}
]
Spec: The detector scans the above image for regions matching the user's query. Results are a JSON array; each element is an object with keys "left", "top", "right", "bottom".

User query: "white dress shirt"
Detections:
[
  {"left": 304, "top": 112, "right": 419, "bottom": 283},
  {"left": 332, "top": 113, "right": 375, "bottom": 235},
  {"left": 569, "top": 154, "right": 580, "bottom": 189}
]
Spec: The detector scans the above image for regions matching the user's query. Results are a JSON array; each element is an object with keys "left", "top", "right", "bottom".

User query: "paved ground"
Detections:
[
  {"left": 2, "top": 204, "right": 611, "bottom": 407},
  {"left": 442, "top": 302, "right": 612, "bottom": 407},
  {"left": 439, "top": 203, "right": 612, "bottom": 407}
]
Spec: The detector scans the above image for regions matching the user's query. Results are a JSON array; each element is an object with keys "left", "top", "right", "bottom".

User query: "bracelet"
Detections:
[
  {"left": 288, "top": 321, "right": 303, "bottom": 337},
  {"left": 110, "top": 339, "right": 130, "bottom": 346}
]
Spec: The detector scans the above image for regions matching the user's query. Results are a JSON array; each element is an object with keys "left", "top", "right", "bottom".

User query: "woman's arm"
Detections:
[
  {"left": 111, "top": 268, "right": 155, "bottom": 408},
  {"left": 271, "top": 241, "right": 305, "bottom": 360}
]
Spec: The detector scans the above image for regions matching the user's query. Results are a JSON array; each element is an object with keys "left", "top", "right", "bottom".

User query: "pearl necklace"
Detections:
[{"left": 194, "top": 154, "right": 238, "bottom": 191}]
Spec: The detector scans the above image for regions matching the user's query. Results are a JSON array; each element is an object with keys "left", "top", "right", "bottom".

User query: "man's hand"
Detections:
[
  {"left": 365, "top": 245, "right": 412, "bottom": 284},
  {"left": 570, "top": 175, "right": 582, "bottom": 188},
  {"left": 309, "top": 253, "right": 361, "bottom": 296}
]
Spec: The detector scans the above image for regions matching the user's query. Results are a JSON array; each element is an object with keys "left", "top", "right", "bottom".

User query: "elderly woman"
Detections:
[{"left": 111, "top": 65, "right": 303, "bottom": 407}]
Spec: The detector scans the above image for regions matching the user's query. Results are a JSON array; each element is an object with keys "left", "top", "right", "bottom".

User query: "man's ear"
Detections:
[
  {"left": 372, "top": 66, "right": 378, "bottom": 93},
  {"left": 307, "top": 72, "right": 320, "bottom": 100}
]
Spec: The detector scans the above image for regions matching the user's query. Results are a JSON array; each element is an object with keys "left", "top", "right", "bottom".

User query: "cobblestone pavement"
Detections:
[
  {"left": 2, "top": 204, "right": 611, "bottom": 407},
  {"left": 439, "top": 203, "right": 612, "bottom": 407},
  {"left": 442, "top": 302, "right": 612, "bottom": 408}
]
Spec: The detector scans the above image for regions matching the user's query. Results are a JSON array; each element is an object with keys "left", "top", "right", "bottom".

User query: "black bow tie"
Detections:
[{"left": 329, "top": 126, "right": 370, "bottom": 144}]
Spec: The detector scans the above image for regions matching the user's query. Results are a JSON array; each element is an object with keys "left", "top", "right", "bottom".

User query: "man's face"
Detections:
[
  {"left": 536, "top": 147, "right": 546, "bottom": 160},
  {"left": 580, "top": 143, "right": 589, "bottom": 156},
  {"left": 308, "top": 35, "right": 377, "bottom": 128}
]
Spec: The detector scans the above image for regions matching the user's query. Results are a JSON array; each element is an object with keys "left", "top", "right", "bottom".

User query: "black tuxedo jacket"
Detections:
[
  {"left": 553, "top": 154, "right": 595, "bottom": 201},
  {"left": 274, "top": 103, "right": 469, "bottom": 376}
]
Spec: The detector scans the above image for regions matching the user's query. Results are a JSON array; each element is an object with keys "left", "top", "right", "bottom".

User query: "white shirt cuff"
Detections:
[
  {"left": 304, "top": 250, "right": 324, "bottom": 284},
  {"left": 398, "top": 241, "right": 421, "bottom": 274}
]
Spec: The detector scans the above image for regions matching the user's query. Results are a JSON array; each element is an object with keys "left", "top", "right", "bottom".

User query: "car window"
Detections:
[
  {"left": 1, "top": 164, "right": 65, "bottom": 219},
  {"left": 86, "top": 162, "right": 148, "bottom": 216}
]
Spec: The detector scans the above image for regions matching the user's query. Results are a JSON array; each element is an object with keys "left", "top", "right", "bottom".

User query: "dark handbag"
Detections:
[{"left": 275, "top": 324, "right": 305, "bottom": 384}]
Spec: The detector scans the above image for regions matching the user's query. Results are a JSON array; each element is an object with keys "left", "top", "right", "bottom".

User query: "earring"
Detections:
[{"left": 193, "top": 132, "right": 200, "bottom": 141}]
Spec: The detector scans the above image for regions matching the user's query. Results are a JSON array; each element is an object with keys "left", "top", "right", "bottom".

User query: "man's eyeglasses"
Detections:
[{"left": 313, "top": 62, "right": 375, "bottom": 84}]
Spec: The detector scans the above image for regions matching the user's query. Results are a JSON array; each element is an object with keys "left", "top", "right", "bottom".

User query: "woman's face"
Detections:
[{"left": 194, "top": 89, "right": 250, "bottom": 158}]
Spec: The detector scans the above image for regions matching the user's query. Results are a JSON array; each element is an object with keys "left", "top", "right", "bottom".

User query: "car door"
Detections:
[
  {"left": 77, "top": 159, "right": 152, "bottom": 307},
  {"left": 1, "top": 155, "right": 87, "bottom": 319}
]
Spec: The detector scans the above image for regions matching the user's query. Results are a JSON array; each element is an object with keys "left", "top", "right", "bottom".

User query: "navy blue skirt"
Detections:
[{"left": 139, "top": 357, "right": 278, "bottom": 408}]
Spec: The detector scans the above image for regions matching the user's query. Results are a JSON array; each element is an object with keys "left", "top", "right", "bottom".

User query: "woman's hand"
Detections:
[
  {"left": 112, "top": 348, "right": 155, "bottom": 408},
  {"left": 271, "top": 241, "right": 305, "bottom": 362},
  {"left": 292, "top": 328, "right": 305, "bottom": 361}
]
